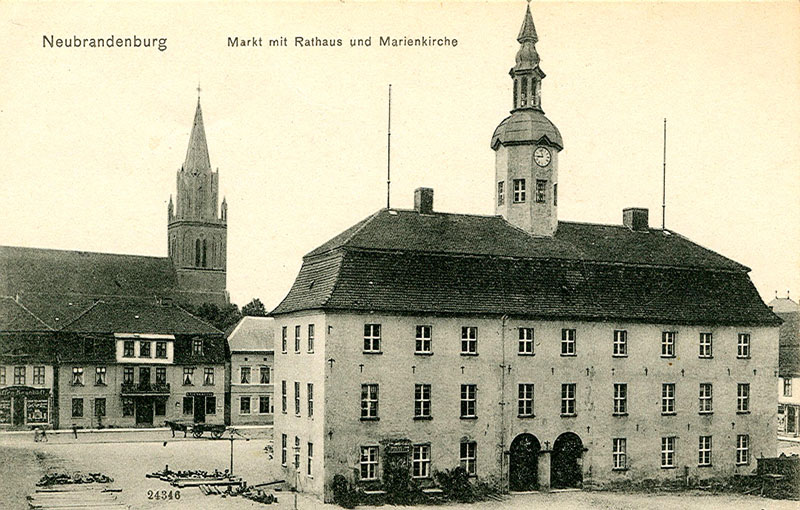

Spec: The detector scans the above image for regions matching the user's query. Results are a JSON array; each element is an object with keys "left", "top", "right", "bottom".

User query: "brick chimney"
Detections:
[
  {"left": 623, "top": 208, "right": 649, "bottom": 231},
  {"left": 414, "top": 188, "right": 434, "bottom": 214}
]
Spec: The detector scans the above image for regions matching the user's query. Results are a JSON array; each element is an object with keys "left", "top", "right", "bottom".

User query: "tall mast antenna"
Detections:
[
  {"left": 387, "top": 84, "right": 392, "bottom": 209},
  {"left": 662, "top": 118, "right": 667, "bottom": 230}
]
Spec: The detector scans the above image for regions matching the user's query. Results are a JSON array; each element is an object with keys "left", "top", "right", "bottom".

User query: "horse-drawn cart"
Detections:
[{"left": 166, "top": 420, "right": 226, "bottom": 439}]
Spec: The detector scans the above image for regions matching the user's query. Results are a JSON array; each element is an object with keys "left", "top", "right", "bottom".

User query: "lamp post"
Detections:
[
  {"left": 292, "top": 443, "right": 301, "bottom": 510},
  {"left": 227, "top": 428, "right": 249, "bottom": 477}
]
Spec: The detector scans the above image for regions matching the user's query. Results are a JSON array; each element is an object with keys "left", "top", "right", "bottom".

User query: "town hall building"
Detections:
[{"left": 270, "top": 5, "right": 781, "bottom": 501}]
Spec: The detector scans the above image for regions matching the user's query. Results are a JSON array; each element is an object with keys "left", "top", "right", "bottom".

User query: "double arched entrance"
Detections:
[{"left": 509, "top": 432, "right": 584, "bottom": 491}]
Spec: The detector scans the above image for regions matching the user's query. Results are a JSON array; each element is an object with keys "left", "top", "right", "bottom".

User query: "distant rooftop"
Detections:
[{"left": 227, "top": 316, "right": 274, "bottom": 352}]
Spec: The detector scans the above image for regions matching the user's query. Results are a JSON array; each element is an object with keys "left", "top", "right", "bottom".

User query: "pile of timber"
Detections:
[
  {"left": 28, "top": 484, "right": 126, "bottom": 509},
  {"left": 37, "top": 472, "right": 114, "bottom": 486}
]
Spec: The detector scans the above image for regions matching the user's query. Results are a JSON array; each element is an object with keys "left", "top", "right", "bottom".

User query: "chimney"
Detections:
[
  {"left": 623, "top": 208, "right": 649, "bottom": 231},
  {"left": 414, "top": 187, "right": 434, "bottom": 214}
]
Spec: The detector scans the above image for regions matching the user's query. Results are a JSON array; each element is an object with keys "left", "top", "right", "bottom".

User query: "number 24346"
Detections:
[{"left": 147, "top": 490, "right": 181, "bottom": 500}]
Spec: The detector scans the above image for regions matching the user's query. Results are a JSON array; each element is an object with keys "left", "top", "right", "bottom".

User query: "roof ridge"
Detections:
[
  {"left": 0, "top": 244, "right": 170, "bottom": 261},
  {"left": 0, "top": 296, "right": 54, "bottom": 331},
  {"left": 58, "top": 299, "right": 104, "bottom": 330}
]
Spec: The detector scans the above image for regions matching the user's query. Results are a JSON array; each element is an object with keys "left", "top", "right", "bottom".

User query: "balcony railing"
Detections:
[{"left": 120, "top": 382, "right": 171, "bottom": 395}]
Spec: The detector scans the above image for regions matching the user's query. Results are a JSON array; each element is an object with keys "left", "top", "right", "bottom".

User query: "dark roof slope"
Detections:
[
  {"left": 0, "top": 297, "right": 52, "bottom": 331},
  {"left": 274, "top": 209, "right": 778, "bottom": 327},
  {"left": 778, "top": 311, "right": 799, "bottom": 376},
  {"left": 306, "top": 210, "right": 746, "bottom": 271},
  {"left": 60, "top": 301, "right": 221, "bottom": 335}
]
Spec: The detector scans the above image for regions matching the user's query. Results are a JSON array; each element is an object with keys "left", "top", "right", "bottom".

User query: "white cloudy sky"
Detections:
[{"left": 1, "top": 1, "right": 798, "bottom": 309}]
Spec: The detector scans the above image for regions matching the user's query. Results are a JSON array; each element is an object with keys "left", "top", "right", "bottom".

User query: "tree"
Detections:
[
  {"left": 241, "top": 298, "right": 267, "bottom": 317},
  {"left": 182, "top": 302, "right": 242, "bottom": 332}
]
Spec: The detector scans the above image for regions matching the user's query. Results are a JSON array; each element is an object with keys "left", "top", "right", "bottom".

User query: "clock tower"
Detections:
[{"left": 491, "top": 4, "right": 563, "bottom": 237}]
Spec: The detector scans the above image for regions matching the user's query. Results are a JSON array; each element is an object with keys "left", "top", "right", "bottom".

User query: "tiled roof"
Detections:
[
  {"left": 769, "top": 297, "right": 799, "bottom": 314},
  {"left": 60, "top": 301, "right": 221, "bottom": 335},
  {"left": 491, "top": 109, "right": 563, "bottom": 150},
  {"left": 227, "top": 316, "right": 274, "bottom": 352},
  {"left": 0, "top": 332, "right": 59, "bottom": 363},
  {"left": 778, "top": 311, "right": 799, "bottom": 376},
  {"left": 273, "top": 209, "right": 778, "bottom": 327},
  {"left": 0, "top": 297, "right": 52, "bottom": 332}
]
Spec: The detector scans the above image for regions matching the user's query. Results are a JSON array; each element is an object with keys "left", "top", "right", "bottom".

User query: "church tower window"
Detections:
[
  {"left": 521, "top": 78, "right": 528, "bottom": 106},
  {"left": 202, "top": 239, "right": 208, "bottom": 268},
  {"left": 536, "top": 180, "right": 547, "bottom": 203},
  {"left": 513, "top": 179, "right": 526, "bottom": 203}
]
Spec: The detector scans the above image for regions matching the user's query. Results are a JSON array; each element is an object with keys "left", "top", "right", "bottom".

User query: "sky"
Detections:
[{"left": 1, "top": 1, "right": 798, "bottom": 310}]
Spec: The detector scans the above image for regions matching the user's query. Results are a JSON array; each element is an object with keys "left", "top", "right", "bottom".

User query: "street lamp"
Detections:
[
  {"left": 292, "top": 443, "right": 301, "bottom": 510},
  {"left": 227, "top": 428, "right": 249, "bottom": 477}
]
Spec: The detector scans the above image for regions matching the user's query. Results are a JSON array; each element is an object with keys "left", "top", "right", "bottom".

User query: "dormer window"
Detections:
[{"left": 192, "top": 338, "right": 204, "bottom": 356}]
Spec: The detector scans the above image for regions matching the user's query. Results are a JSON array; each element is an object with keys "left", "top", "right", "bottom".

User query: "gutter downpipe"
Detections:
[{"left": 499, "top": 314, "right": 509, "bottom": 492}]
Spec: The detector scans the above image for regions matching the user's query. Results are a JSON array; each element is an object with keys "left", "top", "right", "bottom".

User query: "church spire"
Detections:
[
  {"left": 511, "top": 3, "right": 544, "bottom": 111},
  {"left": 183, "top": 98, "right": 212, "bottom": 174}
]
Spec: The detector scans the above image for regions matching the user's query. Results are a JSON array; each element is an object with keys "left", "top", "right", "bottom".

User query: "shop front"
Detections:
[{"left": 0, "top": 386, "right": 51, "bottom": 429}]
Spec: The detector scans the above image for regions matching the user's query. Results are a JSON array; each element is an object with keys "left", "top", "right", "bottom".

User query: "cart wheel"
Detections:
[
  {"left": 211, "top": 430, "right": 223, "bottom": 439},
  {"left": 192, "top": 429, "right": 203, "bottom": 438}
]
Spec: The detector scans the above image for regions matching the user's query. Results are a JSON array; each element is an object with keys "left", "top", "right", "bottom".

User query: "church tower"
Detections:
[
  {"left": 491, "top": 4, "right": 563, "bottom": 236},
  {"left": 167, "top": 97, "right": 228, "bottom": 304}
]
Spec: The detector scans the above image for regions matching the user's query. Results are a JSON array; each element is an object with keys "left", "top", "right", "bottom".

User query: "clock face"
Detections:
[{"left": 534, "top": 146, "right": 551, "bottom": 167}]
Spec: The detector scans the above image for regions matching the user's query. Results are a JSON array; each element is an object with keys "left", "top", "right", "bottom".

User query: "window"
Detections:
[
  {"left": 140, "top": 341, "right": 151, "bottom": 358},
  {"left": 699, "top": 383, "right": 713, "bottom": 414},
  {"left": 294, "top": 325, "right": 301, "bottom": 353},
  {"left": 364, "top": 324, "right": 381, "bottom": 353},
  {"left": 518, "top": 383, "right": 534, "bottom": 417},
  {"left": 518, "top": 328, "right": 534, "bottom": 355},
  {"left": 155, "top": 367, "right": 166, "bottom": 384},
  {"left": 415, "top": 325, "right": 432, "bottom": 354},
  {"left": 561, "top": 383, "right": 576, "bottom": 416},
  {"left": 613, "top": 438, "right": 627, "bottom": 470},
  {"left": 33, "top": 366, "right": 45, "bottom": 385},
  {"left": 204, "top": 367, "right": 214, "bottom": 385},
  {"left": 699, "top": 332, "right": 713, "bottom": 358},
  {"left": 661, "top": 437, "right": 676, "bottom": 468},
  {"left": 240, "top": 396, "right": 251, "bottom": 414},
  {"left": 737, "top": 383, "right": 750, "bottom": 413},
  {"left": 784, "top": 378, "right": 792, "bottom": 397},
  {"left": 497, "top": 181, "right": 505, "bottom": 205},
  {"left": 414, "top": 384, "right": 431, "bottom": 419},
  {"left": 561, "top": 329, "right": 576, "bottom": 356},
  {"left": 281, "top": 434, "right": 287, "bottom": 466},
  {"left": 308, "top": 324, "right": 315, "bottom": 353},
  {"left": 294, "top": 381, "right": 301, "bottom": 415},
  {"left": 360, "top": 446, "right": 378, "bottom": 480},
  {"left": 461, "top": 326, "right": 477, "bottom": 355},
  {"left": 94, "top": 398, "right": 106, "bottom": 417},
  {"left": 412, "top": 445, "right": 431, "bottom": 478},
  {"left": 192, "top": 339, "right": 203, "bottom": 356},
  {"left": 156, "top": 341, "right": 167, "bottom": 358},
  {"left": 281, "top": 380, "right": 287, "bottom": 413},
  {"left": 122, "top": 398, "right": 134, "bottom": 417},
  {"left": 259, "top": 395, "right": 271, "bottom": 414},
  {"left": 260, "top": 366, "right": 270, "bottom": 384},
  {"left": 307, "top": 383, "right": 314, "bottom": 417},
  {"left": 123, "top": 340, "right": 134, "bottom": 357},
  {"left": 361, "top": 384, "right": 379, "bottom": 419},
  {"left": 155, "top": 399, "right": 166, "bottom": 416},
  {"left": 613, "top": 383, "right": 627, "bottom": 415},
  {"left": 0, "top": 367, "right": 5, "bottom": 385},
  {"left": 698, "top": 436, "right": 712, "bottom": 466},
  {"left": 513, "top": 179, "right": 526, "bottom": 202},
  {"left": 240, "top": 367, "right": 251, "bottom": 384},
  {"left": 307, "top": 442, "right": 314, "bottom": 476},
  {"left": 95, "top": 367, "right": 106, "bottom": 386},
  {"left": 182, "top": 367, "right": 194, "bottom": 385},
  {"left": 294, "top": 436, "right": 300, "bottom": 469},
  {"left": 661, "top": 332, "right": 676, "bottom": 357},
  {"left": 553, "top": 183, "right": 558, "bottom": 206},
  {"left": 661, "top": 383, "right": 676, "bottom": 415},
  {"left": 613, "top": 330, "right": 627, "bottom": 357},
  {"left": 281, "top": 326, "right": 287, "bottom": 353},
  {"left": 13, "top": 366, "right": 25, "bottom": 385},
  {"left": 139, "top": 366, "right": 150, "bottom": 385},
  {"left": 460, "top": 441, "right": 477, "bottom": 475},
  {"left": 72, "top": 398, "right": 84, "bottom": 418},
  {"left": 737, "top": 333, "right": 751, "bottom": 358},
  {"left": 206, "top": 396, "right": 216, "bottom": 415},
  {"left": 183, "top": 396, "right": 193, "bottom": 415},
  {"left": 461, "top": 384, "right": 477, "bottom": 418},
  {"left": 535, "top": 179, "right": 546, "bottom": 203},
  {"left": 123, "top": 367, "right": 134, "bottom": 384},
  {"left": 72, "top": 367, "right": 84, "bottom": 386},
  {"left": 736, "top": 434, "right": 750, "bottom": 465}
]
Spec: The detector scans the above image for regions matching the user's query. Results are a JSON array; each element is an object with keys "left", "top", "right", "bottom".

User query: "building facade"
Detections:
[
  {"left": 771, "top": 295, "right": 799, "bottom": 437},
  {"left": 270, "top": 6, "right": 781, "bottom": 502},
  {"left": 227, "top": 316, "right": 275, "bottom": 425}
]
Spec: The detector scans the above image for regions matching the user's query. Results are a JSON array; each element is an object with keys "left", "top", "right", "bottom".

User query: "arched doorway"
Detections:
[
  {"left": 551, "top": 432, "right": 583, "bottom": 489},
  {"left": 509, "top": 433, "right": 540, "bottom": 491}
]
